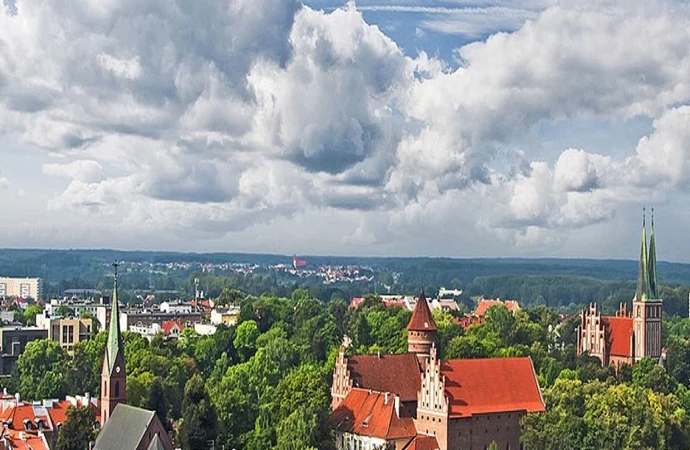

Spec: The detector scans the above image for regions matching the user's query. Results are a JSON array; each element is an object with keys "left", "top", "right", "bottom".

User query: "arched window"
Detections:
[
  {"left": 637, "top": 306, "right": 641, "bottom": 317},
  {"left": 115, "top": 381, "right": 120, "bottom": 397}
]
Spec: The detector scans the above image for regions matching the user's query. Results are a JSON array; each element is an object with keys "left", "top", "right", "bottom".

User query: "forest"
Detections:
[
  {"left": 6, "top": 288, "right": 690, "bottom": 449},
  {"left": 3, "top": 248, "right": 690, "bottom": 314}
]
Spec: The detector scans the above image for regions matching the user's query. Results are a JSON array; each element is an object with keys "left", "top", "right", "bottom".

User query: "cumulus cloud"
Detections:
[
  {"left": 43, "top": 160, "right": 104, "bottom": 183},
  {"left": 1, "top": 0, "right": 690, "bottom": 253}
]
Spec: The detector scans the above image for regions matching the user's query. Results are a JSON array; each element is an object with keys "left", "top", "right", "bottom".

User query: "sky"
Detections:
[{"left": 1, "top": 0, "right": 690, "bottom": 261}]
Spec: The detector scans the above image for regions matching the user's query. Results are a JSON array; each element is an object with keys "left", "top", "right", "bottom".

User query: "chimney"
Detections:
[
  {"left": 384, "top": 392, "right": 390, "bottom": 404},
  {"left": 14, "top": 393, "right": 19, "bottom": 405},
  {"left": 394, "top": 395, "right": 400, "bottom": 418}
]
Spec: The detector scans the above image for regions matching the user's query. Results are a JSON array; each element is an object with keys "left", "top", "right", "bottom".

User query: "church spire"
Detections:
[
  {"left": 648, "top": 208, "right": 659, "bottom": 299},
  {"left": 106, "top": 261, "right": 124, "bottom": 375},
  {"left": 101, "top": 260, "right": 127, "bottom": 426},
  {"left": 635, "top": 209, "right": 650, "bottom": 302}
]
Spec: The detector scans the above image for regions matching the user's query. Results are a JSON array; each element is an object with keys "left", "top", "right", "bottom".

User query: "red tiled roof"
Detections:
[
  {"left": 407, "top": 293, "right": 437, "bottom": 332},
  {"left": 404, "top": 435, "right": 440, "bottom": 450},
  {"left": 347, "top": 353, "right": 422, "bottom": 402},
  {"left": 601, "top": 316, "right": 634, "bottom": 357},
  {"left": 453, "top": 315, "right": 485, "bottom": 330},
  {"left": 332, "top": 388, "right": 417, "bottom": 440},
  {"left": 349, "top": 297, "right": 366, "bottom": 309},
  {"left": 0, "top": 423, "right": 50, "bottom": 450},
  {"left": 474, "top": 299, "right": 519, "bottom": 317},
  {"left": 161, "top": 319, "right": 185, "bottom": 335},
  {"left": 441, "top": 357, "right": 545, "bottom": 417}
]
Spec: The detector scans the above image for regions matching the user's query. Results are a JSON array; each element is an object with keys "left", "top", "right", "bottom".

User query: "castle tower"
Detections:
[
  {"left": 407, "top": 292, "right": 437, "bottom": 358},
  {"left": 632, "top": 209, "right": 663, "bottom": 362},
  {"left": 100, "top": 261, "right": 126, "bottom": 426}
]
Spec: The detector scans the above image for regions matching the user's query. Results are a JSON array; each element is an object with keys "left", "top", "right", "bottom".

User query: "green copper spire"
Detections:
[
  {"left": 636, "top": 210, "right": 650, "bottom": 302},
  {"left": 106, "top": 261, "right": 124, "bottom": 375},
  {"left": 648, "top": 208, "right": 659, "bottom": 299}
]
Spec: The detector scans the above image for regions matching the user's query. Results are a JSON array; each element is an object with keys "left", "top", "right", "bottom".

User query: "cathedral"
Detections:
[
  {"left": 577, "top": 212, "right": 663, "bottom": 367},
  {"left": 331, "top": 293, "right": 545, "bottom": 450}
]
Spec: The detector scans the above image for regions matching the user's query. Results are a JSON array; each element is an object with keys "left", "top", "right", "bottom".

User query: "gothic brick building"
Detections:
[
  {"left": 331, "top": 293, "right": 545, "bottom": 450},
  {"left": 577, "top": 213, "right": 663, "bottom": 366}
]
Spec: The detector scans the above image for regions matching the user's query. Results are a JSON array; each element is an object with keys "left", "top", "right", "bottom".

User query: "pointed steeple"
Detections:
[
  {"left": 648, "top": 208, "right": 659, "bottom": 299},
  {"left": 635, "top": 209, "right": 650, "bottom": 302},
  {"left": 106, "top": 261, "right": 124, "bottom": 375},
  {"left": 407, "top": 292, "right": 437, "bottom": 332}
]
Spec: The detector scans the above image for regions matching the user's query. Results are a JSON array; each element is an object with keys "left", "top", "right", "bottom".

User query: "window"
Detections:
[{"left": 115, "top": 381, "right": 120, "bottom": 397}]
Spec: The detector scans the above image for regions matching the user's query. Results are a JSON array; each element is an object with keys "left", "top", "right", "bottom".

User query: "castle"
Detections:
[
  {"left": 577, "top": 212, "right": 663, "bottom": 366},
  {"left": 331, "top": 293, "right": 545, "bottom": 450}
]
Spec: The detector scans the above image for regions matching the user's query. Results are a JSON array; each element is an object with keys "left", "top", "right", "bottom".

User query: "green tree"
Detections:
[
  {"left": 234, "top": 320, "right": 260, "bottom": 362},
  {"left": 632, "top": 357, "right": 675, "bottom": 394},
  {"left": 56, "top": 305, "right": 76, "bottom": 317},
  {"left": 145, "top": 377, "right": 169, "bottom": 430},
  {"left": 22, "top": 304, "right": 43, "bottom": 326},
  {"left": 179, "top": 374, "right": 217, "bottom": 450},
  {"left": 275, "top": 408, "right": 319, "bottom": 450},
  {"left": 56, "top": 405, "right": 96, "bottom": 450},
  {"left": 13, "top": 339, "right": 69, "bottom": 399}
]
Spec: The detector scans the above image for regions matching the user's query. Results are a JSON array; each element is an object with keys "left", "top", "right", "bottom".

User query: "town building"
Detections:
[
  {"left": 331, "top": 293, "right": 545, "bottom": 450},
  {"left": 578, "top": 213, "right": 663, "bottom": 366},
  {"left": 210, "top": 307, "right": 240, "bottom": 326},
  {"left": 0, "top": 392, "right": 99, "bottom": 450},
  {"left": 349, "top": 295, "right": 459, "bottom": 313},
  {"left": 36, "top": 315, "right": 93, "bottom": 354},
  {"left": 0, "top": 327, "right": 48, "bottom": 375},
  {"left": 0, "top": 277, "right": 43, "bottom": 300},
  {"left": 473, "top": 298, "right": 520, "bottom": 317},
  {"left": 159, "top": 301, "right": 193, "bottom": 314}
]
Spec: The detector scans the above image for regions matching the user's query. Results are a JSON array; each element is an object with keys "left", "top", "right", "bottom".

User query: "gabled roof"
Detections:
[
  {"left": 601, "top": 316, "right": 634, "bottom": 357},
  {"left": 147, "top": 433, "right": 166, "bottom": 450},
  {"left": 404, "top": 435, "right": 440, "bottom": 450},
  {"left": 347, "top": 353, "right": 422, "bottom": 402},
  {"left": 474, "top": 299, "right": 519, "bottom": 317},
  {"left": 441, "top": 357, "right": 545, "bottom": 417},
  {"left": 161, "top": 319, "right": 185, "bottom": 335},
  {"left": 407, "top": 293, "right": 437, "bottom": 332},
  {"left": 332, "top": 388, "right": 417, "bottom": 440},
  {"left": 93, "top": 404, "right": 156, "bottom": 450}
]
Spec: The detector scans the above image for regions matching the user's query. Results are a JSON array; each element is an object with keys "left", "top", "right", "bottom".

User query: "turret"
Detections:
[{"left": 407, "top": 292, "right": 437, "bottom": 358}]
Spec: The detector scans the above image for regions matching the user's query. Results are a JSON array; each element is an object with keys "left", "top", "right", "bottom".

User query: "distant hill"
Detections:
[
  {"left": 2, "top": 249, "right": 690, "bottom": 316},
  {"left": 2, "top": 248, "right": 690, "bottom": 283}
]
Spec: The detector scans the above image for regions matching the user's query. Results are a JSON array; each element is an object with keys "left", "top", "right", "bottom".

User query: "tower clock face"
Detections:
[{"left": 115, "top": 366, "right": 121, "bottom": 373}]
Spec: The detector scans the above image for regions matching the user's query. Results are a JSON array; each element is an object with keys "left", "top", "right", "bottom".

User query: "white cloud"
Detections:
[
  {"left": 1, "top": 0, "right": 690, "bottom": 255},
  {"left": 0, "top": 177, "right": 8, "bottom": 189},
  {"left": 43, "top": 160, "right": 104, "bottom": 183},
  {"left": 96, "top": 53, "right": 142, "bottom": 80}
]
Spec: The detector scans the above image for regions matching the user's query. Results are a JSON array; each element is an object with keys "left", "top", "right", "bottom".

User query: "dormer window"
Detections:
[{"left": 23, "top": 418, "right": 32, "bottom": 431}]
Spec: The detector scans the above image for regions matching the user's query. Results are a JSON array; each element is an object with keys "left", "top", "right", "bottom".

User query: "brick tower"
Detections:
[
  {"left": 407, "top": 292, "right": 437, "bottom": 359},
  {"left": 100, "top": 261, "right": 126, "bottom": 426},
  {"left": 632, "top": 209, "right": 663, "bottom": 362}
]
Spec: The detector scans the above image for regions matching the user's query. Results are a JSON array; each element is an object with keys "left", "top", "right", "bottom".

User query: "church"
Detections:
[
  {"left": 331, "top": 293, "right": 545, "bottom": 450},
  {"left": 577, "top": 213, "right": 663, "bottom": 367},
  {"left": 93, "top": 263, "right": 173, "bottom": 450}
]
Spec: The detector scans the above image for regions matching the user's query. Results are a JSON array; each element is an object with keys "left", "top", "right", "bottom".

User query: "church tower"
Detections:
[
  {"left": 632, "top": 209, "right": 663, "bottom": 362},
  {"left": 100, "top": 261, "right": 126, "bottom": 426},
  {"left": 407, "top": 292, "right": 437, "bottom": 359}
]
